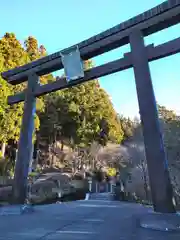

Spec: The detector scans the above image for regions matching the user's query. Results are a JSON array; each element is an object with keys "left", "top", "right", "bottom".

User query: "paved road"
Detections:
[{"left": 0, "top": 197, "right": 180, "bottom": 239}]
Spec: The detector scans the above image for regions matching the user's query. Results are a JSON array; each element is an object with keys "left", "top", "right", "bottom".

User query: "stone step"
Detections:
[{"left": 88, "top": 193, "right": 113, "bottom": 201}]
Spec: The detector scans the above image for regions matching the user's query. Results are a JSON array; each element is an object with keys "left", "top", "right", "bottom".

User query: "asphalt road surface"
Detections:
[{"left": 0, "top": 194, "right": 180, "bottom": 240}]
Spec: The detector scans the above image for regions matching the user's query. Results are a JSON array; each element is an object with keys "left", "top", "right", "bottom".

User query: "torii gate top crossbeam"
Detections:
[
  {"left": 7, "top": 36, "right": 180, "bottom": 105},
  {"left": 1, "top": 0, "right": 180, "bottom": 85}
]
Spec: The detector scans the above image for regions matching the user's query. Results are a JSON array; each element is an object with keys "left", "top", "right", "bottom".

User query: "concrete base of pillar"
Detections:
[
  {"left": 139, "top": 212, "right": 180, "bottom": 232},
  {"left": 0, "top": 204, "right": 34, "bottom": 216}
]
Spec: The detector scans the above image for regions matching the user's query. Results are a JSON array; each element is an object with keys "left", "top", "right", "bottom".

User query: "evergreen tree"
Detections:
[
  {"left": 39, "top": 60, "right": 124, "bottom": 148},
  {"left": 0, "top": 33, "right": 49, "bottom": 153}
]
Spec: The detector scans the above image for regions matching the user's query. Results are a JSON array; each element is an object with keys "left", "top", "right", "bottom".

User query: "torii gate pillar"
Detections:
[
  {"left": 13, "top": 74, "right": 38, "bottom": 204},
  {"left": 129, "top": 30, "right": 175, "bottom": 213}
]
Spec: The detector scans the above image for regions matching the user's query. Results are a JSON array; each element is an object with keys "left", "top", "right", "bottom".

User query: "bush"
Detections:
[
  {"left": 60, "top": 189, "right": 86, "bottom": 202},
  {"left": 93, "top": 170, "right": 104, "bottom": 182}
]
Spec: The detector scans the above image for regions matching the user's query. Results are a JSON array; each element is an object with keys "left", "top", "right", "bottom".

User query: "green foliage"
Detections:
[
  {"left": 0, "top": 157, "right": 14, "bottom": 176},
  {"left": 39, "top": 60, "right": 124, "bottom": 148},
  {"left": 118, "top": 115, "right": 135, "bottom": 142},
  {"left": 158, "top": 105, "right": 177, "bottom": 121},
  {"left": 0, "top": 34, "right": 24, "bottom": 142},
  {"left": 0, "top": 33, "right": 53, "bottom": 145},
  {"left": 0, "top": 33, "right": 129, "bottom": 171}
]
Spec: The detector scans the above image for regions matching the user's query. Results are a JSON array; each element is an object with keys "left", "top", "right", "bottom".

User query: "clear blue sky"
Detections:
[{"left": 1, "top": 0, "right": 180, "bottom": 119}]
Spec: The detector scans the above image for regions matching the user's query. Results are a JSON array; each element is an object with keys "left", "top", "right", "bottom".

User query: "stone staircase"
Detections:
[{"left": 88, "top": 192, "right": 113, "bottom": 201}]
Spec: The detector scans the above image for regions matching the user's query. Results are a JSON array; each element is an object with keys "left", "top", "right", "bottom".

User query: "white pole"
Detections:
[{"left": 90, "top": 182, "right": 92, "bottom": 192}]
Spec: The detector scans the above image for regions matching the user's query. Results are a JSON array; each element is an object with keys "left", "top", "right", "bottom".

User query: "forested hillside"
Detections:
[
  {"left": 0, "top": 32, "right": 180, "bottom": 184},
  {"left": 0, "top": 33, "right": 131, "bottom": 161},
  {"left": 1, "top": 32, "right": 180, "bottom": 206}
]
